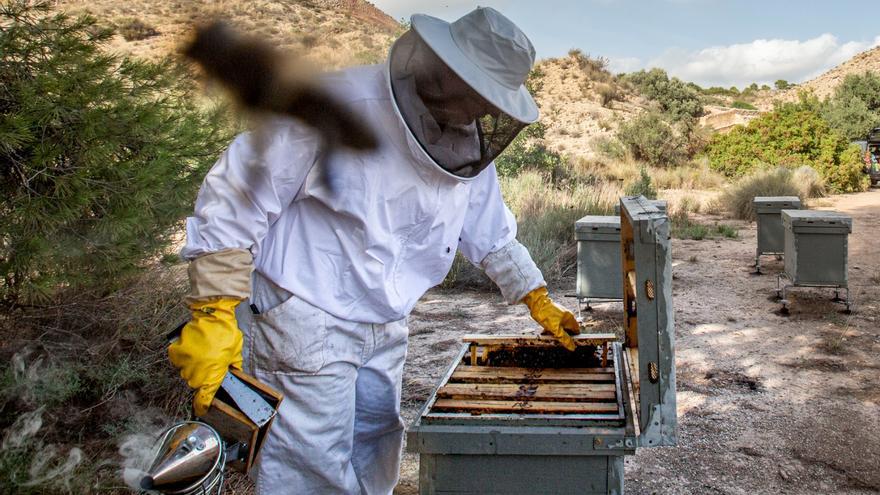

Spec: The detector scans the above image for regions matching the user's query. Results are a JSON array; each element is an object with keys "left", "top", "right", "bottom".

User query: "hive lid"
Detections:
[
  {"left": 575, "top": 215, "right": 621, "bottom": 234},
  {"left": 753, "top": 196, "right": 801, "bottom": 212},
  {"left": 614, "top": 199, "right": 667, "bottom": 214},
  {"left": 782, "top": 209, "right": 852, "bottom": 232}
]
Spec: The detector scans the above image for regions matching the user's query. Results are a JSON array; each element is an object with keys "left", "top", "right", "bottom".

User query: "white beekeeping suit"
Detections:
[{"left": 170, "top": 7, "right": 580, "bottom": 495}]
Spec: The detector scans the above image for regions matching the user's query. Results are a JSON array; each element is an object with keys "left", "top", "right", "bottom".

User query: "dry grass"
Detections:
[{"left": 717, "top": 167, "right": 806, "bottom": 221}]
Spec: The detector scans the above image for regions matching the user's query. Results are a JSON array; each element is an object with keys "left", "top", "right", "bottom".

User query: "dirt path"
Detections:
[{"left": 395, "top": 189, "right": 880, "bottom": 494}]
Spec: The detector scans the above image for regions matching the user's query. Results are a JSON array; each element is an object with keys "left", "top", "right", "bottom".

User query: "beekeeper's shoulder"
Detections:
[{"left": 318, "top": 64, "right": 389, "bottom": 106}]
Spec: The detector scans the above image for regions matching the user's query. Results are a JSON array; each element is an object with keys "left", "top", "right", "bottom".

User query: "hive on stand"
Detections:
[
  {"left": 407, "top": 196, "right": 677, "bottom": 495},
  {"left": 753, "top": 196, "right": 801, "bottom": 273},
  {"left": 776, "top": 209, "right": 852, "bottom": 313},
  {"left": 575, "top": 215, "right": 622, "bottom": 312}
]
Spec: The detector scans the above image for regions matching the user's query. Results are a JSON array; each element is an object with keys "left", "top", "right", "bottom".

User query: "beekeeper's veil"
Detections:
[{"left": 389, "top": 7, "right": 539, "bottom": 178}]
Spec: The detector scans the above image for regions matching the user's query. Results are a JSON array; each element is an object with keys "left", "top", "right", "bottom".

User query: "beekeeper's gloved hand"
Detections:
[
  {"left": 169, "top": 298, "right": 244, "bottom": 416},
  {"left": 522, "top": 286, "right": 580, "bottom": 351},
  {"left": 168, "top": 249, "right": 253, "bottom": 416}
]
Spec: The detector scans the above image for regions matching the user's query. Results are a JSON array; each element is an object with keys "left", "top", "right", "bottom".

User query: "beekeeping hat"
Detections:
[
  {"left": 411, "top": 7, "right": 538, "bottom": 125},
  {"left": 390, "top": 7, "right": 539, "bottom": 178}
]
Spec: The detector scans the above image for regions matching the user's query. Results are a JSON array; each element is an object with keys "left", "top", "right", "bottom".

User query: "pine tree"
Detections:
[{"left": 0, "top": 1, "right": 232, "bottom": 304}]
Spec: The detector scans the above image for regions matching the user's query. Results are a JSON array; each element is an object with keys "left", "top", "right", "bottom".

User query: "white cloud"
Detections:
[
  {"left": 643, "top": 34, "right": 880, "bottom": 88},
  {"left": 609, "top": 56, "right": 642, "bottom": 74}
]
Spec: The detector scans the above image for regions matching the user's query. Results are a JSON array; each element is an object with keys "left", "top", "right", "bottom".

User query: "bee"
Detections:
[{"left": 182, "top": 21, "right": 378, "bottom": 153}]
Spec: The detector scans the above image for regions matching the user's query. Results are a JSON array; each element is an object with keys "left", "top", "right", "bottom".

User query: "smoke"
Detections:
[
  {"left": 22, "top": 444, "right": 84, "bottom": 488},
  {"left": 1, "top": 406, "right": 44, "bottom": 450},
  {"left": 1, "top": 405, "right": 84, "bottom": 491},
  {"left": 117, "top": 407, "right": 175, "bottom": 490}
]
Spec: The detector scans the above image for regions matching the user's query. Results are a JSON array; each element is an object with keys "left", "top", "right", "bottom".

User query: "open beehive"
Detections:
[
  {"left": 424, "top": 333, "right": 624, "bottom": 423},
  {"left": 408, "top": 196, "right": 677, "bottom": 495}
]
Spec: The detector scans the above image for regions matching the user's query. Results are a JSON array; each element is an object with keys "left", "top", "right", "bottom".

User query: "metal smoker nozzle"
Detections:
[{"left": 141, "top": 421, "right": 225, "bottom": 494}]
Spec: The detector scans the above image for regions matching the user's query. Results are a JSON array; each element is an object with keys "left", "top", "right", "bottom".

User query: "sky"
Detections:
[{"left": 370, "top": 0, "right": 880, "bottom": 89}]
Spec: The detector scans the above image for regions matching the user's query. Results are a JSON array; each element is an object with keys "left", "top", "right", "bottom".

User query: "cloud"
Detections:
[
  {"left": 642, "top": 34, "right": 880, "bottom": 88},
  {"left": 608, "top": 56, "right": 643, "bottom": 74}
]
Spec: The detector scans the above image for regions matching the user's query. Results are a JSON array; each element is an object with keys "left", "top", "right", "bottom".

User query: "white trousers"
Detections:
[{"left": 241, "top": 274, "right": 408, "bottom": 494}]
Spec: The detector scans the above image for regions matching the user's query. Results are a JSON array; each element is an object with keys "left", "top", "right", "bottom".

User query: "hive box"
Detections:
[
  {"left": 782, "top": 210, "right": 851, "bottom": 286},
  {"left": 576, "top": 215, "right": 622, "bottom": 306},
  {"left": 753, "top": 196, "right": 801, "bottom": 272},
  {"left": 408, "top": 197, "right": 677, "bottom": 495}
]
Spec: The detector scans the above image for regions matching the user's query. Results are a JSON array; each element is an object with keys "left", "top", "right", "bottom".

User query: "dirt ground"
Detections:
[{"left": 394, "top": 189, "right": 880, "bottom": 495}]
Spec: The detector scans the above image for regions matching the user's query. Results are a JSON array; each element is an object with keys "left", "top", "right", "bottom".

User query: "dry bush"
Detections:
[
  {"left": 650, "top": 159, "right": 726, "bottom": 190},
  {"left": 116, "top": 17, "right": 159, "bottom": 41},
  {"left": 596, "top": 83, "right": 621, "bottom": 108},
  {"left": 718, "top": 167, "right": 806, "bottom": 221},
  {"left": 792, "top": 165, "right": 827, "bottom": 198}
]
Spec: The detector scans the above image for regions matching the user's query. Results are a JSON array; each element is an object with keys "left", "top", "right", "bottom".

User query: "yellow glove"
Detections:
[
  {"left": 521, "top": 287, "right": 581, "bottom": 351},
  {"left": 168, "top": 298, "right": 243, "bottom": 416}
]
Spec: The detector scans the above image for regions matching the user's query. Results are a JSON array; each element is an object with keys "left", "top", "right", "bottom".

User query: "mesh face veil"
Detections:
[{"left": 389, "top": 31, "right": 528, "bottom": 179}]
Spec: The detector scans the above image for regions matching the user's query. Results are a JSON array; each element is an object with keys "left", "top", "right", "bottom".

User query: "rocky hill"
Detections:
[
  {"left": 761, "top": 45, "right": 880, "bottom": 107},
  {"left": 54, "top": 0, "right": 401, "bottom": 68},
  {"left": 532, "top": 53, "right": 649, "bottom": 159}
]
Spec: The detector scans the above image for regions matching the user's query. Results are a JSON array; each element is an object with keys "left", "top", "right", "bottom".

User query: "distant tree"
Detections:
[
  {"left": 775, "top": 79, "right": 791, "bottom": 90},
  {"left": 820, "top": 72, "right": 880, "bottom": 140},
  {"left": 0, "top": 1, "right": 232, "bottom": 304},
  {"left": 623, "top": 68, "right": 703, "bottom": 121},
  {"left": 616, "top": 112, "right": 686, "bottom": 166},
  {"left": 833, "top": 72, "right": 880, "bottom": 111},
  {"left": 821, "top": 96, "right": 880, "bottom": 141},
  {"left": 760, "top": 84, "right": 771, "bottom": 91}
]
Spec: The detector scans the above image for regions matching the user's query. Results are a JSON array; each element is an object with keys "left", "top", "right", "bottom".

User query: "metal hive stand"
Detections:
[{"left": 776, "top": 273, "right": 851, "bottom": 313}]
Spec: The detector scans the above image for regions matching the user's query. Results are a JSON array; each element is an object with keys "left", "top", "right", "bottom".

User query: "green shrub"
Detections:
[
  {"left": 717, "top": 168, "right": 804, "bottom": 221},
  {"left": 821, "top": 95, "right": 880, "bottom": 141},
  {"left": 820, "top": 72, "right": 880, "bottom": 140},
  {"left": 623, "top": 68, "right": 703, "bottom": 122},
  {"left": 0, "top": 2, "right": 232, "bottom": 304},
  {"left": 625, "top": 167, "right": 657, "bottom": 199},
  {"left": 775, "top": 79, "right": 791, "bottom": 90},
  {"left": 731, "top": 100, "right": 758, "bottom": 110},
  {"left": 616, "top": 112, "right": 684, "bottom": 166},
  {"left": 833, "top": 71, "right": 880, "bottom": 110},
  {"left": 704, "top": 96, "right": 869, "bottom": 193},
  {"left": 495, "top": 122, "right": 564, "bottom": 177}
]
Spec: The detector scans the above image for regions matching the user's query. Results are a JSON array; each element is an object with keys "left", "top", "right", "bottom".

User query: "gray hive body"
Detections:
[
  {"left": 754, "top": 196, "right": 801, "bottom": 257},
  {"left": 782, "top": 210, "right": 852, "bottom": 286},
  {"left": 576, "top": 215, "right": 622, "bottom": 300},
  {"left": 408, "top": 196, "right": 676, "bottom": 494}
]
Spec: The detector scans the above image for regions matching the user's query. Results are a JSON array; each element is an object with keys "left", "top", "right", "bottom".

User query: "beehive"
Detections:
[
  {"left": 753, "top": 196, "right": 801, "bottom": 272},
  {"left": 408, "top": 196, "right": 677, "bottom": 495},
  {"left": 576, "top": 215, "right": 622, "bottom": 308}
]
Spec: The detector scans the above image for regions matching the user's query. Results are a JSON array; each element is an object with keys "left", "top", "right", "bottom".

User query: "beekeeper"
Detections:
[{"left": 168, "top": 7, "right": 580, "bottom": 494}]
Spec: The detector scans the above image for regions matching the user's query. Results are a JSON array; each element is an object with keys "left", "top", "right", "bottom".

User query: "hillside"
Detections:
[
  {"left": 760, "top": 45, "right": 880, "bottom": 107},
  {"left": 54, "top": 0, "right": 401, "bottom": 68},
  {"left": 532, "top": 54, "right": 649, "bottom": 159}
]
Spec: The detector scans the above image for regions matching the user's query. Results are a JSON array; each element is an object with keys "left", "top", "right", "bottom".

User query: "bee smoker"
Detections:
[{"left": 139, "top": 324, "right": 283, "bottom": 494}]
